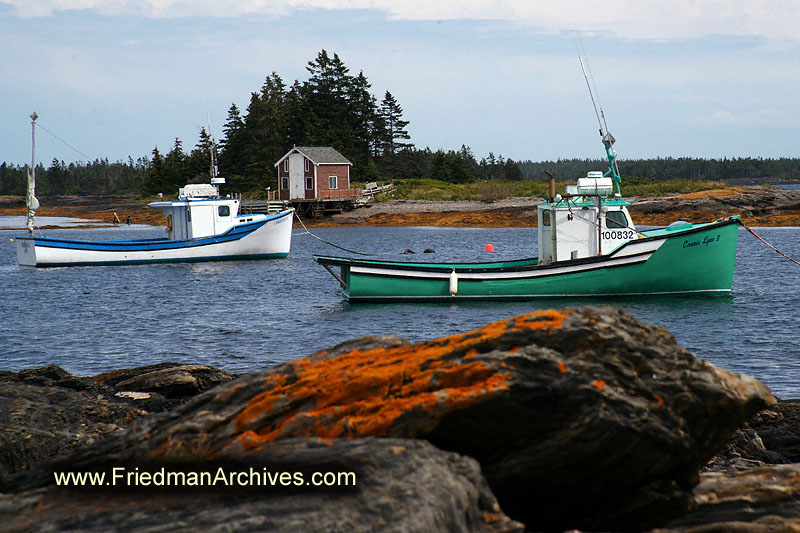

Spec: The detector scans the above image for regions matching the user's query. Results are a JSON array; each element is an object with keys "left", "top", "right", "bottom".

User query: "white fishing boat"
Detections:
[{"left": 15, "top": 113, "right": 294, "bottom": 267}]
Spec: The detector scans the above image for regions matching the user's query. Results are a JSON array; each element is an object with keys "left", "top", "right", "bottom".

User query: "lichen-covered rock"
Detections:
[
  {"left": 0, "top": 438, "right": 523, "bottom": 533},
  {"left": 22, "top": 307, "right": 773, "bottom": 531}
]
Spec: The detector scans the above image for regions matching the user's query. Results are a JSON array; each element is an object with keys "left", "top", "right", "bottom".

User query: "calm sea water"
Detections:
[{"left": 1, "top": 222, "right": 799, "bottom": 398}]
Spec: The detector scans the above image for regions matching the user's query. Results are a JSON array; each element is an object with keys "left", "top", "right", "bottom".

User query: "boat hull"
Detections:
[
  {"left": 16, "top": 209, "right": 294, "bottom": 267},
  {"left": 314, "top": 217, "right": 740, "bottom": 302}
]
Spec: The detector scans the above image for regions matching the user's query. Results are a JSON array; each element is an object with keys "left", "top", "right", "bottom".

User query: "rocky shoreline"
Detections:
[
  {"left": 1, "top": 186, "right": 800, "bottom": 229},
  {"left": 1, "top": 307, "right": 798, "bottom": 532}
]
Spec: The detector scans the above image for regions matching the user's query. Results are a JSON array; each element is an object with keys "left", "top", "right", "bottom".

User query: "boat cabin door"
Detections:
[{"left": 598, "top": 207, "right": 637, "bottom": 254}]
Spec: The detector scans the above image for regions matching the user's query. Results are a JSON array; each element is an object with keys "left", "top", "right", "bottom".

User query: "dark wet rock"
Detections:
[
  {"left": 0, "top": 438, "right": 523, "bottom": 533},
  {"left": 0, "top": 375, "right": 142, "bottom": 481},
  {"left": 660, "top": 463, "right": 800, "bottom": 532},
  {"left": 92, "top": 362, "right": 235, "bottom": 400},
  {"left": 749, "top": 399, "right": 800, "bottom": 462},
  {"left": 0, "top": 363, "right": 233, "bottom": 484},
  {"left": 17, "top": 307, "right": 773, "bottom": 531}
]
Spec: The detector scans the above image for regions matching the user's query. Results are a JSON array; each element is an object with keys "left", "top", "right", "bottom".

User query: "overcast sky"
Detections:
[{"left": 2, "top": 1, "right": 799, "bottom": 168}]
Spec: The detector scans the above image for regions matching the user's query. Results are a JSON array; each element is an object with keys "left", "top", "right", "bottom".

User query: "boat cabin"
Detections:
[
  {"left": 537, "top": 171, "right": 637, "bottom": 263},
  {"left": 149, "top": 181, "right": 244, "bottom": 241}
]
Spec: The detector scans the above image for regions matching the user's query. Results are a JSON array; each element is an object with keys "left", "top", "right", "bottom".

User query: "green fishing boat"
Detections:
[{"left": 314, "top": 127, "right": 741, "bottom": 302}]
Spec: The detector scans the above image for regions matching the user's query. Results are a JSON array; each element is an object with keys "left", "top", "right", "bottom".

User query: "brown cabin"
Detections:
[{"left": 274, "top": 146, "right": 359, "bottom": 202}]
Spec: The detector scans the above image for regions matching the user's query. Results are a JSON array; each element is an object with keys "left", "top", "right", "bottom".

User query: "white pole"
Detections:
[{"left": 26, "top": 112, "right": 39, "bottom": 236}]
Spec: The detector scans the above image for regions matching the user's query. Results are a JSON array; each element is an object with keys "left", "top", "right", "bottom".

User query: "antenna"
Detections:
[{"left": 573, "top": 28, "right": 623, "bottom": 197}]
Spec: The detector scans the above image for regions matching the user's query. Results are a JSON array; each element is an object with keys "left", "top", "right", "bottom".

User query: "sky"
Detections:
[{"left": 1, "top": 0, "right": 799, "bottom": 169}]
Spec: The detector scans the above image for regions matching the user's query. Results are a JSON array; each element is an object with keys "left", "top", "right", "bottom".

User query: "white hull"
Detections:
[{"left": 16, "top": 209, "right": 293, "bottom": 267}]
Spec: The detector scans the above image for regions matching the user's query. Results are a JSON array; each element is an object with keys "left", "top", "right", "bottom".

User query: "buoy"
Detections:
[
  {"left": 485, "top": 243, "right": 495, "bottom": 252},
  {"left": 449, "top": 269, "right": 458, "bottom": 296}
]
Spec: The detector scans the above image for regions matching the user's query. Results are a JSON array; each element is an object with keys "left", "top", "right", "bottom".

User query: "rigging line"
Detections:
[
  {"left": 293, "top": 211, "right": 376, "bottom": 256},
  {"left": 573, "top": 27, "right": 609, "bottom": 136},
  {"left": 35, "top": 122, "right": 94, "bottom": 162},
  {"left": 740, "top": 220, "right": 800, "bottom": 267}
]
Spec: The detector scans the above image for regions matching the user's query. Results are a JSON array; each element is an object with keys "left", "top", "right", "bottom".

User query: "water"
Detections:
[
  {"left": 1, "top": 223, "right": 799, "bottom": 398},
  {"left": 0, "top": 216, "right": 119, "bottom": 229}
]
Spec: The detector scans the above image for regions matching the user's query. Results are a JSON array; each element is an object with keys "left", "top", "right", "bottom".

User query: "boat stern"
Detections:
[{"left": 14, "top": 237, "right": 37, "bottom": 266}]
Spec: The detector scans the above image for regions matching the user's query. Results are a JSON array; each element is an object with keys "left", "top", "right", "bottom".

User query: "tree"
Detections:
[{"left": 378, "top": 91, "right": 411, "bottom": 155}]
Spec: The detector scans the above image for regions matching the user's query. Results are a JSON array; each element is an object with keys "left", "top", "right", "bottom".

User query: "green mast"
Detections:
[{"left": 601, "top": 131, "right": 622, "bottom": 198}]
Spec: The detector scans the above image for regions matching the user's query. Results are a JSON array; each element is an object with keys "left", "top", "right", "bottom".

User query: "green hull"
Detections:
[{"left": 314, "top": 217, "right": 740, "bottom": 302}]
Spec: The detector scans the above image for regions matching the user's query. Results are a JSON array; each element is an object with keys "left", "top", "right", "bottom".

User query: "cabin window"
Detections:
[
  {"left": 306, "top": 176, "right": 314, "bottom": 190},
  {"left": 218, "top": 205, "right": 230, "bottom": 217},
  {"left": 304, "top": 159, "right": 310, "bottom": 171},
  {"left": 542, "top": 210, "right": 551, "bottom": 226},
  {"left": 329, "top": 176, "right": 338, "bottom": 189},
  {"left": 281, "top": 176, "right": 289, "bottom": 190},
  {"left": 283, "top": 160, "right": 288, "bottom": 171},
  {"left": 606, "top": 210, "right": 628, "bottom": 229}
]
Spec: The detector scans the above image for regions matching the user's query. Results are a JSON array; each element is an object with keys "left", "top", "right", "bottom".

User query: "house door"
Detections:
[{"left": 289, "top": 153, "right": 305, "bottom": 200}]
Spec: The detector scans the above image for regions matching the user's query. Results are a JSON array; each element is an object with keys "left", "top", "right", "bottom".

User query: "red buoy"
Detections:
[{"left": 485, "top": 243, "right": 495, "bottom": 252}]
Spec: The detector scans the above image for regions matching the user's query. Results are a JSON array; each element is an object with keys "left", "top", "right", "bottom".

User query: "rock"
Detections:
[
  {"left": 749, "top": 400, "right": 800, "bottom": 462},
  {"left": 18, "top": 307, "right": 773, "bottom": 531},
  {"left": 0, "top": 372, "right": 141, "bottom": 481},
  {"left": 0, "top": 438, "right": 523, "bottom": 533},
  {"left": 92, "top": 362, "right": 235, "bottom": 399},
  {"left": 0, "top": 363, "right": 232, "bottom": 484},
  {"left": 661, "top": 463, "right": 800, "bottom": 531}
]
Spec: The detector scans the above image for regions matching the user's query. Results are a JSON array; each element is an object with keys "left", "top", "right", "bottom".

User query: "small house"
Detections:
[{"left": 274, "top": 146, "right": 355, "bottom": 202}]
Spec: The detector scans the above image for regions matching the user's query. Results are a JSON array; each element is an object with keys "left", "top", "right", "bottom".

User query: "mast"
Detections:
[{"left": 26, "top": 112, "right": 40, "bottom": 235}]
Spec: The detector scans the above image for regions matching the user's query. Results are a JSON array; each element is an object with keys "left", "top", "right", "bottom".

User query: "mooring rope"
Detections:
[
  {"left": 292, "top": 211, "right": 376, "bottom": 256},
  {"left": 740, "top": 220, "right": 800, "bottom": 267}
]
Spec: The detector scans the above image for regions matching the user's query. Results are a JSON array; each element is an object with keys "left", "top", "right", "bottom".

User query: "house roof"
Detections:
[{"left": 274, "top": 146, "right": 352, "bottom": 167}]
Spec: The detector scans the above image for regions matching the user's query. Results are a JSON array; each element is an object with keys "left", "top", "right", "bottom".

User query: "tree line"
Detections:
[{"left": 2, "top": 50, "right": 799, "bottom": 197}]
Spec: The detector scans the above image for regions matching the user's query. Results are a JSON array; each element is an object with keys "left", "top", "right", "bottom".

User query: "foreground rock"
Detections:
[
  {"left": 7, "top": 307, "right": 775, "bottom": 532},
  {"left": 661, "top": 464, "right": 800, "bottom": 532},
  {"left": 0, "top": 437, "right": 521, "bottom": 533},
  {"left": 0, "top": 363, "right": 233, "bottom": 481}
]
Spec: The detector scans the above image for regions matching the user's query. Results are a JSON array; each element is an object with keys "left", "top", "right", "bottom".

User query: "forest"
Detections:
[{"left": 2, "top": 50, "right": 799, "bottom": 198}]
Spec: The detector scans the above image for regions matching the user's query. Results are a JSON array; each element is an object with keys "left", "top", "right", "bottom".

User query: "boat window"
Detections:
[
  {"left": 218, "top": 205, "right": 230, "bottom": 217},
  {"left": 329, "top": 176, "right": 338, "bottom": 189},
  {"left": 606, "top": 210, "right": 628, "bottom": 229},
  {"left": 541, "top": 210, "right": 551, "bottom": 226}
]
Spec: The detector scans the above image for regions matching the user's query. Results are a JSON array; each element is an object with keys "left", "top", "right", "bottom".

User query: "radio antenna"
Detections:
[{"left": 574, "top": 28, "right": 610, "bottom": 137}]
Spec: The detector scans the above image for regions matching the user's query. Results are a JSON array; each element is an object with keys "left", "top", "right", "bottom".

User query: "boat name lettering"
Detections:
[
  {"left": 601, "top": 230, "right": 635, "bottom": 240},
  {"left": 683, "top": 235, "right": 721, "bottom": 249}
]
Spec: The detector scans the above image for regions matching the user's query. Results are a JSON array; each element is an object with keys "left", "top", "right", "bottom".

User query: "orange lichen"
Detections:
[
  {"left": 558, "top": 361, "right": 566, "bottom": 374},
  {"left": 653, "top": 393, "right": 665, "bottom": 405},
  {"left": 592, "top": 380, "right": 606, "bottom": 391},
  {"left": 230, "top": 310, "right": 572, "bottom": 451}
]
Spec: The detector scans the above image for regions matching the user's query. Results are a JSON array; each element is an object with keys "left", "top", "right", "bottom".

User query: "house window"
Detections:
[
  {"left": 218, "top": 205, "right": 230, "bottom": 217},
  {"left": 283, "top": 160, "right": 288, "bottom": 171},
  {"left": 304, "top": 159, "right": 310, "bottom": 171},
  {"left": 306, "top": 176, "right": 314, "bottom": 190},
  {"left": 281, "top": 177, "right": 289, "bottom": 190},
  {"left": 329, "top": 176, "right": 338, "bottom": 189}
]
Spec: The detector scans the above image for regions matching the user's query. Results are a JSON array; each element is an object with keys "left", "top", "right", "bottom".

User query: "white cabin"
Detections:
[
  {"left": 537, "top": 172, "right": 638, "bottom": 264},
  {"left": 149, "top": 182, "right": 243, "bottom": 241}
]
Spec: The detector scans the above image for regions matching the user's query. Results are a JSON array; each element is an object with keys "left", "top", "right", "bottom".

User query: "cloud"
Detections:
[{"left": 5, "top": 0, "right": 800, "bottom": 42}]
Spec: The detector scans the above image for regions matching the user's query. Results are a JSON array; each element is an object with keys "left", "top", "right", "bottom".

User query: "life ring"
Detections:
[{"left": 165, "top": 214, "right": 173, "bottom": 235}]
